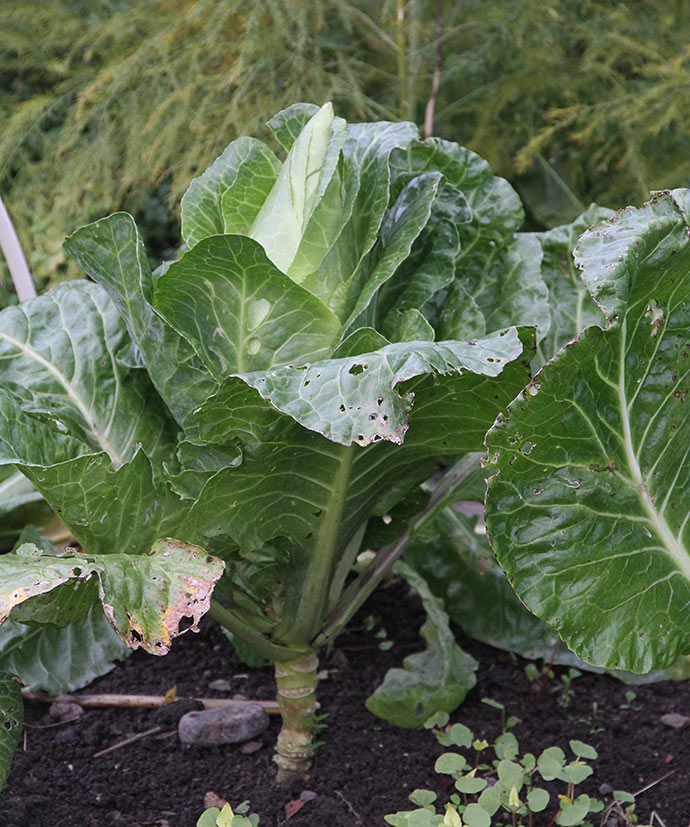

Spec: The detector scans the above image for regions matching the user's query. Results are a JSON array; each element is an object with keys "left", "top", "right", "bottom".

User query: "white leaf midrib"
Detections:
[
  {"left": 618, "top": 319, "right": 690, "bottom": 581},
  {"left": 0, "top": 330, "right": 123, "bottom": 467}
]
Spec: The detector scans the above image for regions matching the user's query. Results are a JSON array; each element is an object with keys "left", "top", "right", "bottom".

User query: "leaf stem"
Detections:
[
  {"left": 313, "top": 453, "right": 481, "bottom": 648},
  {"left": 279, "top": 444, "right": 355, "bottom": 646},
  {"left": 209, "top": 599, "right": 306, "bottom": 663}
]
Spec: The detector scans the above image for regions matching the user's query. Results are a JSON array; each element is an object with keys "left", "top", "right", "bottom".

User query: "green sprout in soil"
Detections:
[
  {"left": 197, "top": 800, "right": 259, "bottom": 827},
  {"left": 385, "top": 712, "right": 642, "bottom": 827}
]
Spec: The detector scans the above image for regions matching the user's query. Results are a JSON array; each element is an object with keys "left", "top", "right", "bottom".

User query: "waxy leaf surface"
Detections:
[
  {"left": 0, "top": 608, "right": 131, "bottom": 694},
  {"left": 0, "top": 281, "right": 172, "bottom": 466},
  {"left": 199, "top": 329, "right": 525, "bottom": 448},
  {"left": 181, "top": 137, "right": 281, "bottom": 247},
  {"left": 153, "top": 234, "right": 341, "bottom": 379},
  {"left": 64, "top": 214, "right": 218, "bottom": 432},
  {"left": 486, "top": 191, "right": 690, "bottom": 672}
]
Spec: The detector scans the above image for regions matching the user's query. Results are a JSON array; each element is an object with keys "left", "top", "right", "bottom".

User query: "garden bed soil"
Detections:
[{"left": 4, "top": 579, "right": 690, "bottom": 827}]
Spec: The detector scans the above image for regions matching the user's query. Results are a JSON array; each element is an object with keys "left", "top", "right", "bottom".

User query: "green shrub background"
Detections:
[{"left": 3, "top": 0, "right": 690, "bottom": 298}]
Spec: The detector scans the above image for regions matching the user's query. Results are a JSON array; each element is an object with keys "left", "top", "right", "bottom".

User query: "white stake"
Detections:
[{"left": 0, "top": 194, "right": 37, "bottom": 301}]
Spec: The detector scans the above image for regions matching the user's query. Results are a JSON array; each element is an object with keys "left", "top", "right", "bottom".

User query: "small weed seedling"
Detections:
[
  {"left": 556, "top": 669, "right": 582, "bottom": 709},
  {"left": 197, "top": 801, "right": 259, "bottom": 827},
  {"left": 480, "top": 698, "right": 519, "bottom": 733},
  {"left": 385, "top": 712, "right": 641, "bottom": 827},
  {"left": 619, "top": 691, "right": 637, "bottom": 711},
  {"left": 524, "top": 663, "right": 582, "bottom": 709}
]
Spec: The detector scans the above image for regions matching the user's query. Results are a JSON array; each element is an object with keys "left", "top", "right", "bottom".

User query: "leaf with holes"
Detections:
[
  {"left": 486, "top": 190, "right": 690, "bottom": 672},
  {"left": 0, "top": 539, "right": 224, "bottom": 654}
]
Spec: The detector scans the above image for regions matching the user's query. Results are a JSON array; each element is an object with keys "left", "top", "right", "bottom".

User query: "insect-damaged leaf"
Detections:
[
  {"left": 198, "top": 330, "right": 525, "bottom": 448},
  {"left": 0, "top": 539, "right": 224, "bottom": 655}
]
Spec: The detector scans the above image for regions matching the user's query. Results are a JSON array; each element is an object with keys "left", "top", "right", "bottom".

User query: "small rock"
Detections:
[
  {"left": 598, "top": 783, "right": 613, "bottom": 796},
  {"left": 232, "top": 693, "right": 248, "bottom": 701},
  {"left": 178, "top": 703, "right": 269, "bottom": 745},
  {"left": 664, "top": 753, "right": 674, "bottom": 763},
  {"left": 300, "top": 791, "right": 318, "bottom": 801},
  {"left": 660, "top": 713, "right": 690, "bottom": 729},
  {"left": 239, "top": 740, "right": 263, "bottom": 754},
  {"left": 49, "top": 702, "right": 83, "bottom": 722},
  {"left": 203, "top": 791, "right": 227, "bottom": 810},
  {"left": 208, "top": 679, "right": 232, "bottom": 692}
]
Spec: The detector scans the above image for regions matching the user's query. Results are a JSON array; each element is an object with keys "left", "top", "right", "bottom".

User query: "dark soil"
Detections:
[{"left": 3, "top": 579, "right": 690, "bottom": 827}]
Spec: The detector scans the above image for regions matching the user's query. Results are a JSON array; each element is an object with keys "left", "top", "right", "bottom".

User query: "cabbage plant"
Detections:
[{"left": 0, "top": 104, "right": 535, "bottom": 778}]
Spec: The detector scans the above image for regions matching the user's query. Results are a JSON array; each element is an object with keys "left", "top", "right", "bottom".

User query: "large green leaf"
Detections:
[
  {"left": 407, "top": 507, "right": 690, "bottom": 682},
  {"left": 0, "top": 607, "right": 131, "bottom": 694},
  {"left": 17, "top": 451, "right": 198, "bottom": 558},
  {"left": 486, "top": 190, "right": 690, "bottom": 672},
  {"left": 64, "top": 213, "right": 218, "bottom": 432},
  {"left": 267, "top": 102, "right": 322, "bottom": 151},
  {"left": 0, "top": 672, "right": 22, "bottom": 791},
  {"left": 341, "top": 172, "right": 442, "bottom": 335},
  {"left": 199, "top": 330, "right": 526, "bottom": 448},
  {"left": 365, "top": 561, "right": 477, "bottom": 728},
  {"left": 0, "top": 282, "right": 193, "bottom": 553},
  {"left": 388, "top": 139, "right": 523, "bottom": 279},
  {"left": 0, "top": 467, "right": 41, "bottom": 514},
  {"left": 389, "top": 139, "right": 524, "bottom": 249},
  {"left": 462, "top": 234, "right": 549, "bottom": 340},
  {"left": 300, "top": 120, "right": 419, "bottom": 320},
  {"left": 387, "top": 139, "right": 547, "bottom": 341},
  {"left": 0, "top": 281, "right": 173, "bottom": 467},
  {"left": 380, "top": 184, "right": 468, "bottom": 341},
  {"left": 153, "top": 234, "right": 341, "bottom": 380},
  {"left": 0, "top": 539, "right": 224, "bottom": 654}
]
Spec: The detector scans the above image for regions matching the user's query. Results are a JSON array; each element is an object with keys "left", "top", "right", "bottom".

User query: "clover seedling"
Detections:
[
  {"left": 386, "top": 714, "right": 613, "bottom": 827},
  {"left": 197, "top": 801, "right": 259, "bottom": 827}
]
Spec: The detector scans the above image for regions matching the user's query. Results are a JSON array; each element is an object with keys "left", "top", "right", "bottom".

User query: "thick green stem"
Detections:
[
  {"left": 273, "top": 651, "right": 320, "bottom": 780},
  {"left": 283, "top": 444, "right": 355, "bottom": 645},
  {"left": 313, "top": 453, "right": 481, "bottom": 648}
]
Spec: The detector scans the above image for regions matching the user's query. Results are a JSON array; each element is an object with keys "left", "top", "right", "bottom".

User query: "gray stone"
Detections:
[
  {"left": 208, "top": 679, "right": 232, "bottom": 692},
  {"left": 178, "top": 703, "right": 269, "bottom": 746},
  {"left": 49, "top": 702, "right": 83, "bottom": 722},
  {"left": 660, "top": 712, "right": 690, "bottom": 729}
]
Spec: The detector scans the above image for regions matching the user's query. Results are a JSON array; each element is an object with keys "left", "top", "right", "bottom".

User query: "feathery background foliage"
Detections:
[{"left": 2, "top": 0, "right": 690, "bottom": 300}]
